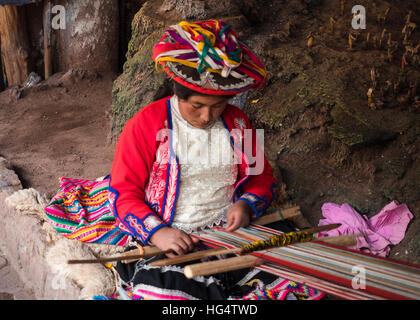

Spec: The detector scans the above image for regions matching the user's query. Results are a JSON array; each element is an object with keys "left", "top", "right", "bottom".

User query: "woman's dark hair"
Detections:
[{"left": 173, "top": 80, "right": 234, "bottom": 101}]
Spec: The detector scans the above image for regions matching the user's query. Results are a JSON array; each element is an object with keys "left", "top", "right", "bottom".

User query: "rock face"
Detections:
[
  {"left": 110, "top": 0, "right": 419, "bottom": 264},
  {"left": 0, "top": 157, "right": 82, "bottom": 299},
  {"left": 0, "top": 157, "right": 80, "bottom": 299},
  {"left": 110, "top": 1, "right": 169, "bottom": 142},
  {"left": 0, "top": 157, "right": 121, "bottom": 300}
]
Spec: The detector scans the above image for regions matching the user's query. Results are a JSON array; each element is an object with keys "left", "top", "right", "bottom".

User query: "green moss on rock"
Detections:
[
  {"left": 244, "top": 47, "right": 347, "bottom": 131},
  {"left": 327, "top": 106, "right": 399, "bottom": 148}
]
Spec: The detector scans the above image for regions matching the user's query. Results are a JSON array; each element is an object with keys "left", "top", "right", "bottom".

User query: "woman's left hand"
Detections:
[{"left": 225, "top": 200, "right": 254, "bottom": 231}]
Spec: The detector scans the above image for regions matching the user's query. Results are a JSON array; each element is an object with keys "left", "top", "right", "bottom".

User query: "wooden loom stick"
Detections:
[
  {"left": 150, "top": 247, "right": 239, "bottom": 267},
  {"left": 185, "top": 255, "right": 265, "bottom": 278},
  {"left": 77, "top": 223, "right": 339, "bottom": 266},
  {"left": 150, "top": 224, "right": 342, "bottom": 267},
  {"left": 151, "top": 231, "right": 352, "bottom": 268},
  {"left": 67, "top": 206, "right": 303, "bottom": 265},
  {"left": 291, "top": 223, "right": 341, "bottom": 235},
  {"left": 185, "top": 255, "right": 260, "bottom": 279},
  {"left": 184, "top": 234, "right": 358, "bottom": 279},
  {"left": 67, "top": 245, "right": 172, "bottom": 265},
  {"left": 254, "top": 206, "right": 302, "bottom": 225}
]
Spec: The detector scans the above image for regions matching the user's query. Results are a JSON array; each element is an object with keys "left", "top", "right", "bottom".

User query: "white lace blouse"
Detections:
[{"left": 169, "top": 95, "right": 238, "bottom": 233}]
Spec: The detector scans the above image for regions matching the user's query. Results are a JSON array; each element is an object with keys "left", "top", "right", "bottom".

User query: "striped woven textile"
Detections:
[
  {"left": 193, "top": 224, "right": 420, "bottom": 300},
  {"left": 44, "top": 177, "right": 130, "bottom": 246}
]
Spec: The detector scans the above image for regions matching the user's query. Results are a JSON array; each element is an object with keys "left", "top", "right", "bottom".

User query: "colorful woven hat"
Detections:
[{"left": 152, "top": 20, "right": 267, "bottom": 95}]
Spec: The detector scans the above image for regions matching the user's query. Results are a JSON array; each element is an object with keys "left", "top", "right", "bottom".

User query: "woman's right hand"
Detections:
[{"left": 150, "top": 227, "right": 199, "bottom": 257}]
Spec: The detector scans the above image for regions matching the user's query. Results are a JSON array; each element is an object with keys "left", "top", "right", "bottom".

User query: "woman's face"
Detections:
[{"left": 178, "top": 94, "right": 229, "bottom": 129}]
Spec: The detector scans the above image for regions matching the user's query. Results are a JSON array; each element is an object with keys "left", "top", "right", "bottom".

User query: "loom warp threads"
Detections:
[{"left": 241, "top": 231, "right": 313, "bottom": 253}]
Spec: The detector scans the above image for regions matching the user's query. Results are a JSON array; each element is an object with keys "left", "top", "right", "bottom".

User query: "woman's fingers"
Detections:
[
  {"left": 226, "top": 209, "right": 235, "bottom": 230},
  {"left": 178, "top": 236, "right": 193, "bottom": 253},
  {"left": 168, "top": 243, "right": 184, "bottom": 257},
  {"left": 226, "top": 202, "right": 252, "bottom": 232},
  {"left": 225, "top": 210, "right": 240, "bottom": 231},
  {"left": 191, "top": 236, "right": 200, "bottom": 245},
  {"left": 170, "top": 232, "right": 197, "bottom": 256},
  {"left": 151, "top": 227, "right": 198, "bottom": 257},
  {"left": 226, "top": 216, "right": 240, "bottom": 232},
  {"left": 184, "top": 235, "right": 196, "bottom": 252}
]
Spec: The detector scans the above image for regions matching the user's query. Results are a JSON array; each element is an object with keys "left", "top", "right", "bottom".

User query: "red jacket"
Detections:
[{"left": 108, "top": 96, "right": 276, "bottom": 244}]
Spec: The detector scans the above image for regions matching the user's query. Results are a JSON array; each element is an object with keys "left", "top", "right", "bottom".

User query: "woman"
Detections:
[
  {"left": 109, "top": 20, "right": 275, "bottom": 257},
  {"left": 107, "top": 20, "right": 288, "bottom": 299},
  {"left": 46, "top": 20, "right": 321, "bottom": 300}
]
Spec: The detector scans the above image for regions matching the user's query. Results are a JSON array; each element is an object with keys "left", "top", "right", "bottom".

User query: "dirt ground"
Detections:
[{"left": 0, "top": 69, "right": 117, "bottom": 201}]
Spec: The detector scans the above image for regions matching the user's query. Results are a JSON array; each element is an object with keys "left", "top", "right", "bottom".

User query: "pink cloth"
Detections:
[{"left": 318, "top": 201, "right": 414, "bottom": 257}]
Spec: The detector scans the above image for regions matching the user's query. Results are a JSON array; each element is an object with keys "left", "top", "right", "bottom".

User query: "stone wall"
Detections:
[{"left": 0, "top": 157, "right": 82, "bottom": 299}]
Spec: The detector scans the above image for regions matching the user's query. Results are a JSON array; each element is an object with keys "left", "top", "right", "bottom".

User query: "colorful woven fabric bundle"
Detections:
[
  {"left": 193, "top": 224, "right": 420, "bottom": 300},
  {"left": 152, "top": 20, "right": 267, "bottom": 95},
  {"left": 93, "top": 286, "right": 146, "bottom": 300},
  {"left": 239, "top": 279, "right": 322, "bottom": 300},
  {"left": 44, "top": 177, "right": 129, "bottom": 246},
  {"left": 240, "top": 288, "right": 290, "bottom": 300}
]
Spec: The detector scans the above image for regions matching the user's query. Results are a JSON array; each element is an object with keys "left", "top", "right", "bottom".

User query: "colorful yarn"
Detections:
[
  {"left": 93, "top": 295, "right": 111, "bottom": 300},
  {"left": 44, "top": 177, "right": 129, "bottom": 246},
  {"left": 152, "top": 20, "right": 267, "bottom": 95},
  {"left": 287, "top": 281, "right": 320, "bottom": 298},
  {"left": 93, "top": 286, "right": 146, "bottom": 300},
  {"left": 241, "top": 231, "right": 313, "bottom": 253},
  {"left": 239, "top": 280, "right": 322, "bottom": 300},
  {"left": 241, "top": 289, "right": 289, "bottom": 300},
  {"left": 120, "top": 286, "right": 146, "bottom": 300}
]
